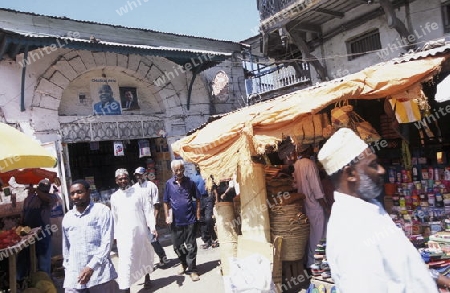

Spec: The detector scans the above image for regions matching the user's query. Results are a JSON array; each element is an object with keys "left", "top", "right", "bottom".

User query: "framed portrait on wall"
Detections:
[
  {"left": 91, "top": 79, "right": 122, "bottom": 115},
  {"left": 120, "top": 87, "right": 140, "bottom": 110}
]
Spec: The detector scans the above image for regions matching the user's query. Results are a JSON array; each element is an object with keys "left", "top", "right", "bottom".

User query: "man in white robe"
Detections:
[
  {"left": 110, "top": 168, "right": 156, "bottom": 292},
  {"left": 317, "top": 128, "right": 438, "bottom": 293}
]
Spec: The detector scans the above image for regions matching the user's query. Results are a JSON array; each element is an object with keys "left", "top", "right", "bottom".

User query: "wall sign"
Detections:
[{"left": 91, "top": 78, "right": 122, "bottom": 115}]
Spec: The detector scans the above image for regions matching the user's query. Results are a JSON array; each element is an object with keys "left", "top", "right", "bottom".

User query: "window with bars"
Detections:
[
  {"left": 346, "top": 29, "right": 382, "bottom": 60},
  {"left": 442, "top": 1, "right": 450, "bottom": 33}
]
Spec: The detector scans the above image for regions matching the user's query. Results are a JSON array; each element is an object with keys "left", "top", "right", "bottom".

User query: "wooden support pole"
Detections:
[
  {"left": 8, "top": 253, "right": 16, "bottom": 293},
  {"left": 239, "top": 160, "right": 271, "bottom": 242},
  {"left": 30, "top": 242, "right": 37, "bottom": 274}
]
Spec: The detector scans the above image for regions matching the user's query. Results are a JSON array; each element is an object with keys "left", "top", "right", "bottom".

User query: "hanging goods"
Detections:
[
  {"left": 389, "top": 83, "right": 427, "bottom": 123},
  {"left": 349, "top": 112, "right": 381, "bottom": 143},
  {"left": 401, "top": 140, "right": 412, "bottom": 171},
  {"left": 331, "top": 100, "right": 353, "bottom": 129}
]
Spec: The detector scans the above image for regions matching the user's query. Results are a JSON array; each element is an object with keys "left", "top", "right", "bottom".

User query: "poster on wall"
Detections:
[
  {"left": 120, "top": 87, "right": 140, "bottom": 110},
  {"left": 212, "top": 70, "right": 229, "bottom": 101},
  {"left": 91, "top": 78, "right": 122, "bottom": 115},
  {"left": 138, "top": 139, "right": 151, "bottom": 158},
  {"left": 114, "top": 141, "right": 125, "bottom": 156}
]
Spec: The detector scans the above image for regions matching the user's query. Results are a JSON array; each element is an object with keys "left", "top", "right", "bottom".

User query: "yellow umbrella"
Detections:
[{"left": 0, "top": 123, "right": 57, "bottom": 173}]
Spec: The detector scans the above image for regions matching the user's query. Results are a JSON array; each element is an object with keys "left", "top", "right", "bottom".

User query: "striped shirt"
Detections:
[{"left": 62, "top": 202, "right": 117, "bottom": 289}]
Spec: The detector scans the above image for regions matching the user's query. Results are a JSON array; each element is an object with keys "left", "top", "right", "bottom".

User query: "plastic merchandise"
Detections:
[{"left": 228, "top": 254, "right": 275, "bottom": 293}]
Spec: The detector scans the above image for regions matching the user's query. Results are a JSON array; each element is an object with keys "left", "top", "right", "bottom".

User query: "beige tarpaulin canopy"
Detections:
[{"left": 173, "top": 56, "right": 446, "bottom": 179}]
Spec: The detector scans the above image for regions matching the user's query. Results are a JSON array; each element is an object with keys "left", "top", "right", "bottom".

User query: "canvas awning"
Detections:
[
  {"left": 173, "top": 54, "right": 448, "bottom": 179},
  {"left": 435, "top": 74, "right": 450, "bottom": 103}
]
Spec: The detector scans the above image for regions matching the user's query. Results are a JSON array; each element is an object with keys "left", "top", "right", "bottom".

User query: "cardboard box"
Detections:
[
  {"left": 155, "top": 152, "right": 171, "bottom": 161},
  {"left": 154, "top": 138, "right": 169, "bottom": 152}
]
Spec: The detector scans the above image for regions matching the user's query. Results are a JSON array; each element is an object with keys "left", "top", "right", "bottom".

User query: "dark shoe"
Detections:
[
  {"left": 201, "top": 243, "right": 211, "bottom": 249},
  {"left": 143, "top": 280, "right": 152, "bottom": 289},
  {"left": 212, "top": 242, "right": 219, "bottom": 248},
  {"left": 143, "top": 274, "right": 151, "bottom": 289},
  {"left": 190, "top": 272, "right": 200, "bottom": 281},
  {"left": 156, "top": 258, "right": 166, "bottom": 268}
]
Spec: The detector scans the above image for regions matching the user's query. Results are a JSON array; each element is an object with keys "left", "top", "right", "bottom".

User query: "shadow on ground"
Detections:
[
  {"left": 197, "top": 259, "right": 221, "bottom": 276},
  {"left": 136, "top": 275, "right": 185, "bottom": 292}
]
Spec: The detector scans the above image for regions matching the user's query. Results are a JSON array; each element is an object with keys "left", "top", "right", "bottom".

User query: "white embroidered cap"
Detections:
[
  {"left": 318, "top": 128, "right": 368, "bottom": 175},
  {"left": 115, "top": 168, "right": 129, "bottom": 178}
]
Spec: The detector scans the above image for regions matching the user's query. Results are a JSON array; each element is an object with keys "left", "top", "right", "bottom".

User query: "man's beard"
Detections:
[
  {"left": 119, "top": 183, "right": 130, "bottom": 190},
  {"left": 357, "top": 171, "right": 383, "bottom": 200}
]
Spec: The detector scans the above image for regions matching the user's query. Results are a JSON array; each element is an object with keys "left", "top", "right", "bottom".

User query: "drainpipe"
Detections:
[
  {"left": 187, "top": 66, "right": 201, "bottom": 110},
  {"left": 0, "top": 36, "right": 12, "bottom": 61},
  {"left": 20, "top": 45, "right": 29, "bottom": 112}
]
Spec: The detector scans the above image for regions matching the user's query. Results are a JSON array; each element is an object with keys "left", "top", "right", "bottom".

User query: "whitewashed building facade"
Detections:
[{"left": 0, "top": 9, "right": 246, "bottom": 193}]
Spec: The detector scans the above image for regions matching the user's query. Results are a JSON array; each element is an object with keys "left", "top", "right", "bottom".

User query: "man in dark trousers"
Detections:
[
  {"left": 133, "top": 167, "right": 167, "bottom": 267},
  {"left": 191, "top": 166, "right": 218, "bottom": 249},
  {"left": 163, "top": 160, "right": 201, "bottom": 282}
]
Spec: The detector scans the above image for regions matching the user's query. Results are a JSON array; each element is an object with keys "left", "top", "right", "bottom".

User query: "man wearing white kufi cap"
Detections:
[
  {"left": 110, "top": 168, "right": 156, "bottom": 292},
  {"left": 318, "top": 128, "right": 438, "bottom": 293}
]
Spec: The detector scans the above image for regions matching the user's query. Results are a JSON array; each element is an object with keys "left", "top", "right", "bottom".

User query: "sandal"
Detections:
[{"left": 143, "top": 280, "right": 152, "bottom": 289}]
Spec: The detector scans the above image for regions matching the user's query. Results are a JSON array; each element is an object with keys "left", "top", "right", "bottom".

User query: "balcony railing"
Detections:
[
  {"left": 259, "top": 0, "right": 299, "bottom": 20},
  {"left": 245, "top": 62, "right": 310, "bottom": 98}
]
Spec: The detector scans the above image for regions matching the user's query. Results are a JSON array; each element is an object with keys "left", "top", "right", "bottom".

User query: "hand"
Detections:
[
  {"left": 323, "top": 205, "right": 331, "bottom": 218},
  {"left": 78, "top": 267, "right": 94, "bottom": 284},
  {"left": 166, "top": 217, "right": 172, "bottom": 225},
  {"left": 152, "top": 230, "right": 158, "bottom": 239}
]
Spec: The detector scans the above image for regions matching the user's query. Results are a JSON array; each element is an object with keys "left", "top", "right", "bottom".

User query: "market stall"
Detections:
[
  {"left": 0, "top": 227, "right": 41, "bottom": 293},
  {"left": 172, "top": 44, "right": 450, "bottom": 291},
  {"left": 0, "top": 123, "right": 58, "bottom": 228},
  {"left": 0, "top": 122, "right": 58, "bottom": 291}
]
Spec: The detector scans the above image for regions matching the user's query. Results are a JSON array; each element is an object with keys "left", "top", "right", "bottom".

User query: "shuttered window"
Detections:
[{"left": 347, "top": 29, "right": 382, "bottom": 60}]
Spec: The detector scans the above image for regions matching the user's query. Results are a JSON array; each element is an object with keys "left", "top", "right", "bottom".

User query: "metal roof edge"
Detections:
[
  {"left": 0, "top": 28, "right": 233, "bottom": 63},
  {"left": 0, "top": 8, "right": 242, "bottom": 46}
]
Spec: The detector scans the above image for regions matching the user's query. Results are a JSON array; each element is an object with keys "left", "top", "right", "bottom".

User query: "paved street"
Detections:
[{"left": 112, "top": 231, "right": 226, "bottom": 293}]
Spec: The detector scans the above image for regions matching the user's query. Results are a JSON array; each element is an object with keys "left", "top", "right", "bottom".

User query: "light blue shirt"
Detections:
[
  {"left": 191, "top": 173, "right": 207, "bottom": 196},
  {"left": 62, "top": 202, "right": 117, "bottom": 289}
]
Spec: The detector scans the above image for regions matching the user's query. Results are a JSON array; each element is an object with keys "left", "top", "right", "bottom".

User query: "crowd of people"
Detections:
[
  {"left": 13, "top": 127, "right": 450, "bottom": 292},
  {"left": 13, "top": 159, "right": 225, "bottom": 292}
]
